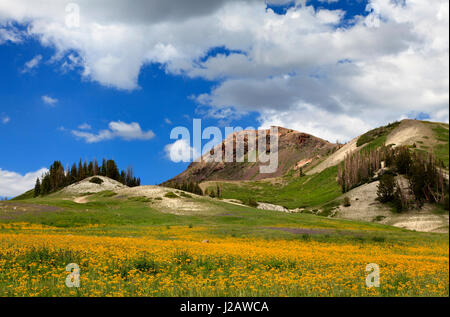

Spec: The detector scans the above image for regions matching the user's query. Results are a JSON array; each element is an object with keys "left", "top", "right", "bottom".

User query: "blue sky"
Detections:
[
  {"left": 0, "top": 37, "right": 261, "bottom": 190},
  {"left": 0, "top": 0, "right": 448, "bottom": 197}
]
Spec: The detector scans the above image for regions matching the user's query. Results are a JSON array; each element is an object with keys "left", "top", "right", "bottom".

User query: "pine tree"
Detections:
[
  {"left": 88, "top": 161, "right": 94, "bottom": 177},
  {"left": 299, "top": 167, "right": 305, "bottom": 177},
  {"left": 377, "top": 173, "right": 396, "bottom": 203},
  {"left": 41, "top": 174, "right": 51, "bottom": 196},
  {"left": 70, "top": 163, "right": 78, "bottom": 184},
  {"left": 48, "top": 161, "right": 65, "bottom": 191},
  {"left": 101, "top": 159, "right": 107, "bottom": 176},
  {"left": 216, "top": 185, "right": 221, "bottom": 198},
  {"left": 83, "top": 160, "right": 88, "bottom": 178},
  {"left": 34, "top": 178, "right": 41, "bottom": 197},
  {"left": 106, "top": 160, "right": 119, "bottom": 180},
  {"left": 93, "top": 159, "right": 99, "bottom": 175},
  {"left": 78, "top": 160, "right": 84, "bottom": 181},
  {"left": 65, "top": 165, "right": 71, "bottom": 186}
]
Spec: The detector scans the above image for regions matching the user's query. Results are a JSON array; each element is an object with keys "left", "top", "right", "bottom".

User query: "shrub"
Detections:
[
  {"left": 373, "top": 215, "right": 386, "bottom": 222},
  {"left": 372, "top": 236, "right": 386, "bottom": 243},
  {"left": 343, "top": 196, "right": 351, "bottom": 207},
  {"left": 246, "top": 197, "right": 258, "bottom": 207},
  {"left": 134, "top": 257, "right": 159, "bottom": 272},
  {"left": 164, "top": 192, "right": 178, "bottom": 199},
  {"left": 120, "top": 256, "right": 160, "bottom": 278},
  {"left": 179, "top": 192, "right": 192, "bottom": 198},
  {"left": 128, "top": 196, "right": 152, "bottom": 203},
  {"left": 301, "top": 234, "right": 311, "bottom": 241},
  {"left": 20, "top": 247, "right": 82, "bottom": 267},
  {"left": 89, "top": 177, "right": 104, "bottom": 185}
]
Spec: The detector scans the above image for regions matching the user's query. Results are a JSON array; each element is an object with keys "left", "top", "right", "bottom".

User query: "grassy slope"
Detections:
[
  {"left": 209, "top": 165, "right": 341, "bottom": 210},
  {"left": 11, "top": 189, "right": 35, "bottom": 201},
  {"left": 425, "top": 121, "right": 449, "bottom": 168},
  {"left": 1, "top": 191, "right": 447, "bottom": 245},
  {"left": 357, "top": 121, "right": 400, "bottom": 149}
]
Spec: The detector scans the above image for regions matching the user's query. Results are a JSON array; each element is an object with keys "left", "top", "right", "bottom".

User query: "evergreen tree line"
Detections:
[
  {"left": 337, "top": 145, "right": 449, "bottom": 210},
  {"left": 34, "top": 159, "right": 141, "bottom": 197},
  {"left": 165, "top": 181, "right": 203, "bottom": 196},
  {"left": 166, "top": 181, "right": 224, "bottom": 198}
]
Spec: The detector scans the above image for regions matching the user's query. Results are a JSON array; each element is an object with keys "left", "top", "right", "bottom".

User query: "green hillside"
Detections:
[
  {"left": 205, "top": 165, "right": 341, "bottom": 211},
  {"left": 0, "top": 186, "right": 443, "bottom": 242}
]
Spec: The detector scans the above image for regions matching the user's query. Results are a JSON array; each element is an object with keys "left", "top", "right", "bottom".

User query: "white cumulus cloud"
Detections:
[
  {"left": 0, "top": 168, "right": 48, "bottom": 198},
  {"left": 0, "top": 0, "right": 447, "bottom": 140},
  {"left": 71, "top": 121, "right": 155, "bottom": 143},
  {"left": 165, "top": 139, "right": 200, "bottom": 163}
]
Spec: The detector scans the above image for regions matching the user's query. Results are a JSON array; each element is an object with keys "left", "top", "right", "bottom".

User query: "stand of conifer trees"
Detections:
[
  {"left": 337, "top": 145, "right": 449, "bottom": 210},
  {"left": 34, "top": 159, "right": 141, "bottom": 197},
  {"left": 165, "top": 181, "right": 203, "bottom": 196}
]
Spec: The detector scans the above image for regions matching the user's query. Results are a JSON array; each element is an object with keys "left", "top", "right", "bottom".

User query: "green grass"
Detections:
[
  {"left": 1, "top": 194, "right": 447, "bottom": 245},
  {"left": 427, "top": 122, "right": 449, "bottom": 168},
  {"left": 164, "top": 192, "right": 179, "bottom": 198},
  {"left": 179, "top": 192, "right": 192, "bottom": 198},
  {"left": 93, "top": 190, "right": 117, "bottom": 198},
  {"left": 363, "top": 135, "right": 388, "bottom": 153},
  {"left": 11, "top": 189, "right": 35, "bottom": 201},
  {"left": 357, "top": 121, "right": 400, "bottom": 147},
  {"left": 217, "top": 166, "right": 341, "bottom": 209}
]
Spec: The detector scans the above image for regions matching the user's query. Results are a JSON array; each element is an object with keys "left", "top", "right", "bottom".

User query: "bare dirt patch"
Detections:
[
  {"left": 307, "top": 137, "right": 359, "bottom": 175},
  {"left": 221, "top": 199, "right": 248, "bottom": 207},
  {"left": 61, "top": 176, "right": 126, "bottom": 195},
  {"left": 386, "top": 119, "right": 435, "bottom": 147},
  {"left": 116, "top": 185, "right": 212, "bottom": 215},
  {"left": 257, "top": 202, "right": 289, "bottom": 213},
  {"left": 386, "top": 213, "right": 449, "bottom": 233},
  {"left": 73, "top": 196, "right": 90, "bottom": 204}
]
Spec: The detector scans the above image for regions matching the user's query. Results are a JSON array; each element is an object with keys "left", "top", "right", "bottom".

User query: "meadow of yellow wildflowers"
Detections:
[{"left": 0, "top": 225, "right": 448, "bottom": 297}]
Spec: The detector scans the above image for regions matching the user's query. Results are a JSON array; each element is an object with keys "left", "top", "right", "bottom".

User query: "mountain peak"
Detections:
[{"left": 163, "top": 126, "right": 338, "bottom": 185}]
